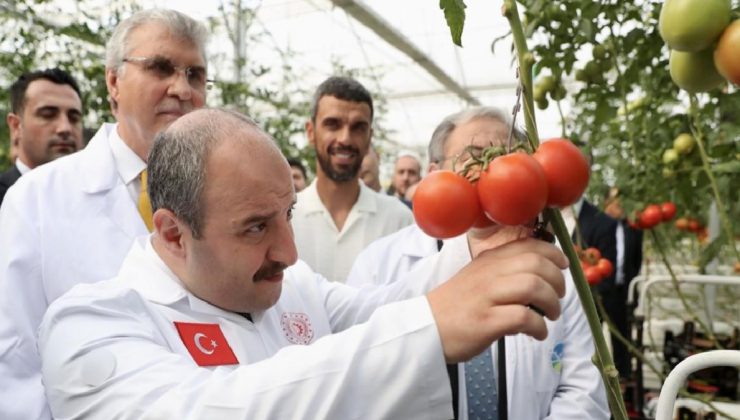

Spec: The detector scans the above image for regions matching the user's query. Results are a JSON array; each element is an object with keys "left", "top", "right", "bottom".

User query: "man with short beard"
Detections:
[
  {"left": 292, "top": 76, "right": 413, "bottom": 283},
  {"left": 0, "top": 68, "right": 83, "bottom": 205}
]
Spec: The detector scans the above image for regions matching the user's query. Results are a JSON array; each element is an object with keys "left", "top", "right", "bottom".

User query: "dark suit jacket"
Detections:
[
  {"left": 0, "top": 165, "right": 21, "bottom": 206},
  {"left": 573, "top": 200, "right": 618, "bottom": 293},
  {"left": 620, "top": 219, "right": 644, "bottom": 286}
]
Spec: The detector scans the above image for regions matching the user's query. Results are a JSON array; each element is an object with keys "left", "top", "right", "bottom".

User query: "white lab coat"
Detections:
[
  {"left": 0, "top": 124, "right": 147, "bottom": 420},
  {"left": 347, "top": 225, "right": 610, "bottom": 419},
  {"left": 39, "top": 237, "right": 459, "bottom": 419}
]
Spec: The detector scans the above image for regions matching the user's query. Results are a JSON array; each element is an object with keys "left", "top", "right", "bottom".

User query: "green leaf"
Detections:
[
  {"left": 698, "top": 232, "right": 726, "bottom": 269},
  {"left": 711, "top": 160, "right": 740, "bottom": 174},
  {"left": 439, "top": 0, "right": 466, "bottom": 47}
]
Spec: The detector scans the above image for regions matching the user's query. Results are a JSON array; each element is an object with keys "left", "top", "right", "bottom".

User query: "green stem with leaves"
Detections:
[
  {"left": 688, "top": 95, "right": 739, "bottom": 263},
  {"left": 503, "top": 1, "right": 628, "bottom": 418}
]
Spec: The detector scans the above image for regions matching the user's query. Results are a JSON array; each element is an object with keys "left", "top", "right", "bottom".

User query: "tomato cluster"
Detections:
[
  {"left": 628, "top": 201, "right": 677, "bottom": 230},
  {"left": 659, "top": 0, "right": 739, "bottom": 91},
  {"left": 412, "top": 139, "right": 590, "bottom": 239},
  {"left": 575, "top": 246, "right": 614, "bottom": 286},
  {"left": 674, "top": 216, "right": 708, "bottom": 242}
]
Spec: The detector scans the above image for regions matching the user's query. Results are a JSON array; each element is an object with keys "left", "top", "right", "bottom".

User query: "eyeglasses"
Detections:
[{"left": 122, "top": 56, "right": 214, "bottom": 90}]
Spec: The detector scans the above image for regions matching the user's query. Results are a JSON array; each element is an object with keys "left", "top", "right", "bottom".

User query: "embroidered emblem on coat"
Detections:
[
  {"left": 551, "top": 342, "right": 564, "bottom": 373},
  {"left": 280, "top": 312, "right": 314, "bottom": 345}
]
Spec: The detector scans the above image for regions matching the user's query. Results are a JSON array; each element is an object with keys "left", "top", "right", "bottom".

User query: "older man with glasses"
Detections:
[{"left": 0, "top": 9, "right": 210, "bottom": 420}]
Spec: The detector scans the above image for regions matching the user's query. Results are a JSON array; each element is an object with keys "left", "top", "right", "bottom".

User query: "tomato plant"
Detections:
[
  {"left": 477, "top": 152, "right": 548, "bottom": 226},
  {"left": 714, "top": 19, "right": 740, "bottom": 85},
  {"left": 412, "top": 170, "right": 480, "bottom": 239},
  {"left": 533, "top": 138, "right": 590, "bottom": 208}
]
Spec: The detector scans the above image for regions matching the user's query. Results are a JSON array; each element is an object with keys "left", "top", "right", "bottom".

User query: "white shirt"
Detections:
[
  {"left": 39, "top": 237, "right": 456, "bottom": 419},
  {"left": 108, "top": 125, "right": 147, "bottom": 202},
  {"left": 0, "top": 123, "right": 148, "bottom": 420},
  {"left": 292, "top": 179, "right": 414, "bottom": 283},
  {"left": 15, "top": 158, "right": 31, "bottom": 175},
  {"left": 347, "top": 225, "right": 610, "bottom": 419}
]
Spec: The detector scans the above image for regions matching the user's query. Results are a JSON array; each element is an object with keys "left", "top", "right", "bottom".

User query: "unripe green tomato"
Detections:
[
  {"left": 673, "top": 133, "right": 696, "bottom": 155},
  {"left": 663, "top": 148, "right": 680, "bottom": 165},
  {"left": 536, "top": 97, "right": 549, "bottom": 110},
  {"left": 659, "top": 0, "right": 731, "bottom": 52},
  {"left": 593, "top": 45, "right": 607, "bottom": 60},
  {"left": 669, "top": 49, "right": 726, "bottom": 93},
  {"left": 534, "top": 85, "right": 547, "bottom": 102}
]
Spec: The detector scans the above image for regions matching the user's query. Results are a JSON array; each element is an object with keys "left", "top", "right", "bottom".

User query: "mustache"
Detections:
[
  {"left": 329, "top": 144, "right": 359, "bottom": 155},
  {"left": 253, "top": 262, "right": 289, "bottom": 282},
  {"left": 48, "top": 138, "right": 79, "bottom": 148}
]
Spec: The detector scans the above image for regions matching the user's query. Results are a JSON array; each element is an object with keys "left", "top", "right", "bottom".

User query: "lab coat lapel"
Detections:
[{"left": 79, "top": 124, "right": 145, "bottom": 240}]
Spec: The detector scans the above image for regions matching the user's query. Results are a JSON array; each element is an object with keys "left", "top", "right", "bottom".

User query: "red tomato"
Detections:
[
  {"left": 675, "top": 217, "right": 690, "bottom": 230},
  {"left": 660, "top": 201, "right": 677, "bottom": 221},
  {"left": 596, "top": 258, "right": 614, "bottom": 278},
  {"left": 585, "top": 266, "right": 603, "bottom": 285},
  {"left": 477, "top": 152, "right": 548, "bottom": 226},
  {"left": 688, "top": 218, "right": 701, "bottom": 232},
  {"left": 412, "top": 171, "right": 481, "bottom": 239},
  {"left": 471, "top": 207, "right": 496, "bottom": 228},
  {"left": 640, "top": 205, "right": 663, "bottom": 228},
  {"left": 627, "top": 218, "right": 642, "bottom": 230},
  {"left": 584, "top": 247, "right": 602, "bottom": 264},
  {"left": 533, "top": 139, "right": 590, "bottom": 208}
]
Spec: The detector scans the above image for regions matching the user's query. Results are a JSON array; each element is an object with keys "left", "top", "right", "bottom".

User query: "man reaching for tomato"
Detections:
[{"left": 347, "top": 107, "right": 609, "bottom": 419}]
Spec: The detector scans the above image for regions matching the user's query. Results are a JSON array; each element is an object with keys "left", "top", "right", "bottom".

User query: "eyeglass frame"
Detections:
[{"left": 122, "top": 55, "right": 215, "bottom": 91}]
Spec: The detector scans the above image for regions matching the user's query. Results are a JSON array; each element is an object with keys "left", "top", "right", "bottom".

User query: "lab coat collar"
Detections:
[
  {"left": 299, "top": 179, "right": 378, "bottom": 214},
  {"left": 121, "top": 236, "right": 189, "bottom": 305},
  {"left": 122, "top": 236, "right": 259, "bottom": 323},
  {"left": 78, "top": 123, "right": 120, "bottom": 194},
  {"left": 400, "top": 224, "right": 440, "bottom": 259}
]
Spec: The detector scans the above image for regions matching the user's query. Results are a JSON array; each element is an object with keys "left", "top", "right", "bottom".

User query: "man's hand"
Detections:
[{"left": 426, "top": 238, "right": 568, "bottom": 363}]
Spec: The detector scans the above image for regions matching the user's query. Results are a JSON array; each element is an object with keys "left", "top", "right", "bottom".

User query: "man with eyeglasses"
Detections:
[
  {"left": 347, "top": 107, "right": 609, "bottom": 419},
  {"left": 0, "top": 9, "right": 209, "bottom": 420}
]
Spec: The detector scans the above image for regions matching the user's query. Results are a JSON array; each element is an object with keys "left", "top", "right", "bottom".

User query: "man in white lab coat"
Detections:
[
  {"left": 39, "top": 108, "right": 569, "bottom": 419},
  {"left": 347, "top": 107, "right": 610, "bottom": 419},
  {"left": 0, "top": 9, "right": 209, "bottom": 419}
]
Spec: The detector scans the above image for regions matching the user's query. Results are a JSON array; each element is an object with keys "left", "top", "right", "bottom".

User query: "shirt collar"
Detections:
[
  {"left": 109, "top": 124, "right": 147, "bottom": 185},
  {"left": 15, "top": 158, "right": 31, "bottom": 175},
  {"left": 298, "top": 178, "right": 377, "bottom": 214}
]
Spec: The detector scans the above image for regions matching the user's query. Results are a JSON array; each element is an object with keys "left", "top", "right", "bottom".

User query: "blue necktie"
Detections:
[{"left": 465, "top": 347, "right": 498, "bottom": 420}]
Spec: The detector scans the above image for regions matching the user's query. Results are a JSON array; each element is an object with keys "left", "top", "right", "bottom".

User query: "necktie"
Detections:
[
  {"left": 465, "top": 347, "right": 498, "bottom": 420},
  {"left": 138, "top": 169, "right": 154, "bottom": 232}
]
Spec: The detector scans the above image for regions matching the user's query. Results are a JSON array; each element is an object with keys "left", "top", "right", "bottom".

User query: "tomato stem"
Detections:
[
  {"left": 505, "top": 1, "right": 628, "bottom": 417},
  {"left": 687, "top": 94, "right": 740, "bottom": 263}
]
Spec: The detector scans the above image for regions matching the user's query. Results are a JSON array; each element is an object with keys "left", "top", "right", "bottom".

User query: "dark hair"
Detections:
[
  {"left": 310, "top": 76, "right": 374, "bottom": 122},
  {"left": 10, "top": 68, "right": 81, "bottom": 114},
  {"left": 287, "top": 158, "right": 307, "bottom": 179}
]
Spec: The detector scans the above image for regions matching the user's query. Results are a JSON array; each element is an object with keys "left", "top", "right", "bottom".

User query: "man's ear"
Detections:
[
  {"left": 105, "top": 68, "right": 120, "bottom": 111},
  {"left": 305, "top": 120, "right": 315, "bottom": 147},
  {"left": 153, "top": 209, "right": 187, "bottom": 259},
  {"left": 7, "top": 113, "right": 21, "bottom": 141},
  {"left": 427, "top": 161, "right": 440, "bottom": 173}
]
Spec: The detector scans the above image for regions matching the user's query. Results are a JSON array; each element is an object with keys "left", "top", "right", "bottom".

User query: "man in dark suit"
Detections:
[
  {"left": 0, "top": 68, "right": 83, "bottom": 204},
  {"left": 604, "top": 189, "right": 644, "bottom": 378},
  {"left": 569, "top": 198, "right": 632, "bottom": 378}
]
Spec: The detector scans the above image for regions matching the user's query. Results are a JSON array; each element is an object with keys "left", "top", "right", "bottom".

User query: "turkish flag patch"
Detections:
[{"left": 173, "top": 322, "right": 239, "bottom": 367}]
